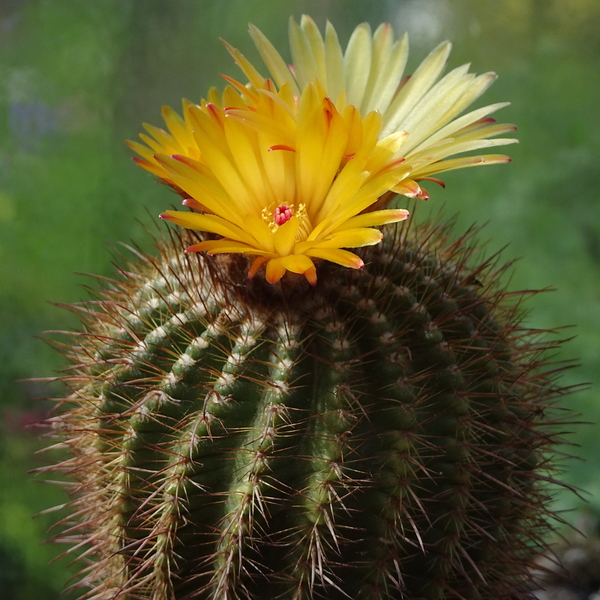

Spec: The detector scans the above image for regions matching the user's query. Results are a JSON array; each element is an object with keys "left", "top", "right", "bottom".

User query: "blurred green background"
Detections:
[{"left": 1, "top": 0, "right": 599, "bottom": 597}]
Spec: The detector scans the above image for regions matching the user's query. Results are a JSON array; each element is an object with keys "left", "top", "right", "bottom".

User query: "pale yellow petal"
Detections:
[
  {"left": 300, "top": 15, "right": 328, "bottom": 85},
  {"left": 408, "top": 102, "right": 511, "bottom": 156},
  {"left": 324, "top": 21, "right": 345, "bottom": 102},
  {"left": 412, "top": 154, "right": 512, "bottom": 178},
  {"left": 249, "top": 24, "right": 299, "bottom": 94},
  {"left": 344, "top": 23, "right": 372, "bottom": 109},
  {"left": 414, "top": 137, "right": 518, "bottom": 164},
  {"left": 398, "top": 64, "right": 475, "bottom": 153},
  {"left": 363, "top": 32, "right": 409, "bottom": 115},
  {"left": 382, "top": 41, "right": 452, "bottom": 137},
  {"left": 359, "top": 23, "right": 392, "bottom": 112}
]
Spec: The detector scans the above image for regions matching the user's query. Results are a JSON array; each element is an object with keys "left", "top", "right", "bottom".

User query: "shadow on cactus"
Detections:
[{"left": 40, "top": 16, "right": 578, "bottom": 600}]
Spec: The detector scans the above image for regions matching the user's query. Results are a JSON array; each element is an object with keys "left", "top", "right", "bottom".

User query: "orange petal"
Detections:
[
  {"left": 248, "top": 257, "right": 268, "bottom": 279},
  {"left": 304, "top": 266, "right": 317, "bottom": 286}
]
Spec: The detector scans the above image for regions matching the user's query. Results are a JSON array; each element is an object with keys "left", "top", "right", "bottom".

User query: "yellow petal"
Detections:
[
  {"left": 272, "top": 215, "right": 300, "bottom": 256},
  {"left": 244, "top": 214, "right": 276, "bottom": 253},
  {"left": 392, "top": 179, "right": 423, "bottom": 197},
  {"left": 305, "top": 248, "right": 364, "bottom": 269},
  {"left": 265, "top": 258, "right": 286, "bottom": 283},
  {"left": 186, "top": 240, "right": 273, "bottom": 256},
  {"left": 298, "top": 228, "right": 382, "bottom": 252},
  {"left": 153, "top": 155, "right": 244, "bottom": 225},
  {"left": 280, "top": 253, "right": 315, "bottom": 274},
  {"left": 222, "top": 40, "right": 267, "bottom": 90},
  {"left": 160, "top": 210, "right": 254, "bottom": 245},
  {"left": 332, "top": 209, "right": 409, "bottom": 231}
]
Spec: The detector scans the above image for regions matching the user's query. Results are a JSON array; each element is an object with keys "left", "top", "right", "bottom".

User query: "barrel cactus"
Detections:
[{"left": 45, "top": 16, "right": 572, "bottom": 600}]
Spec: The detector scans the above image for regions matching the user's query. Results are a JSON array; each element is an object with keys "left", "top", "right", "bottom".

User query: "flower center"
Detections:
[
  {"left": 262, "top": 203, "right": 306, "bottom": 231},
  {"left": 273, "top": 204, "right": 293, "bottom": 226}
]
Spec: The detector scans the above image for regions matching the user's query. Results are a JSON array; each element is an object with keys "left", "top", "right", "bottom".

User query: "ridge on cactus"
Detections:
[{"left": 42, "top": 15, "right": 575, "bottom": 600}]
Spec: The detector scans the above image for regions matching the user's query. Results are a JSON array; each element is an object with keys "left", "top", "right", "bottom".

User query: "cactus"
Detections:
[
  {"left": 43, "top": 16, "right": 573, "bottom": 600},
  {"left": 46, "top": 219, "right": 571, "bottom": 600}
]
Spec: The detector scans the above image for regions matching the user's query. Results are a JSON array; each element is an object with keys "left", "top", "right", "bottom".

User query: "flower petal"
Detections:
[
  {"left": 265, "top": 258, "right": 286, "bottom": 283},
  {"left": 280, "top": 253, "right": 315, "bottom": 274},
  {"left": 160, "top": 210, "right": 255, "bottom": 245},
  {"left": 333, "top": 208, "right": 410, "bottom": 231},
  {"left": 273, "top": 215, "right": 300, "bottom": 256},
  {"left": 305, "top": 247, "right": 364, "bottom": 269}
]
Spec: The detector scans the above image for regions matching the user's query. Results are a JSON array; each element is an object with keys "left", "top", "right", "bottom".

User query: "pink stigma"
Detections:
[{"left": 273, "top": 205, "right": 293, "bottom": 226}]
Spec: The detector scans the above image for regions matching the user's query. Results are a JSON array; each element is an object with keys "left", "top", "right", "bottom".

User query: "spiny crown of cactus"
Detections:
[{"left": 43, "top": 15, "right": 574, "bottom": 600}]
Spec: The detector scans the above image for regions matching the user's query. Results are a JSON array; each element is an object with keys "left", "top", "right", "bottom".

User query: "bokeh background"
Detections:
[{"left": 1, "top": 0, "right": 599, "bottom": 597}]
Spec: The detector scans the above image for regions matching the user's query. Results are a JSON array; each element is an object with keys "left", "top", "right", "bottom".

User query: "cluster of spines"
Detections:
[{"left": 41, "top": 219, "right": 575, "bottom": 600}]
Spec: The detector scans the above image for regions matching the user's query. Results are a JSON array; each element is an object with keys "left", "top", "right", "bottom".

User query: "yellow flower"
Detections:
[
  {"left": 127, "top": 17, "right": 517, "bottom": 284},
  {"left": 232, "top": 15, "right": 518, "bottom": 199},
  {"left": 136, "top": 80, "right": 409, "bottom": 284}
]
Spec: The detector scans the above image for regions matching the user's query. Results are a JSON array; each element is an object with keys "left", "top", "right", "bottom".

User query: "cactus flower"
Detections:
[
  {"left": 46, "top": 16, "right": 576, "bottom": 600},
  {"left": 128, "top": 16, "right": 517, "bottom": 284}
]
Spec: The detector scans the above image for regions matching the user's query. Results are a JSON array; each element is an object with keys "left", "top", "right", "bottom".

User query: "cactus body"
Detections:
[{"left": 48, "top": 218, "right": 569, "bottom": 600}]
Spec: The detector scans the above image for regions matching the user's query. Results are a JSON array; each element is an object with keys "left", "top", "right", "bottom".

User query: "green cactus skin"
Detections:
[{"left": 45, "top": 217, "right": 572, "bottom": 600}]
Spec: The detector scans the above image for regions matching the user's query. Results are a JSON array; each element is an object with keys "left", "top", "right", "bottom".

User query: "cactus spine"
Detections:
[{"left": 46, "top": 218, "right": 571, "bottom": 600}]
